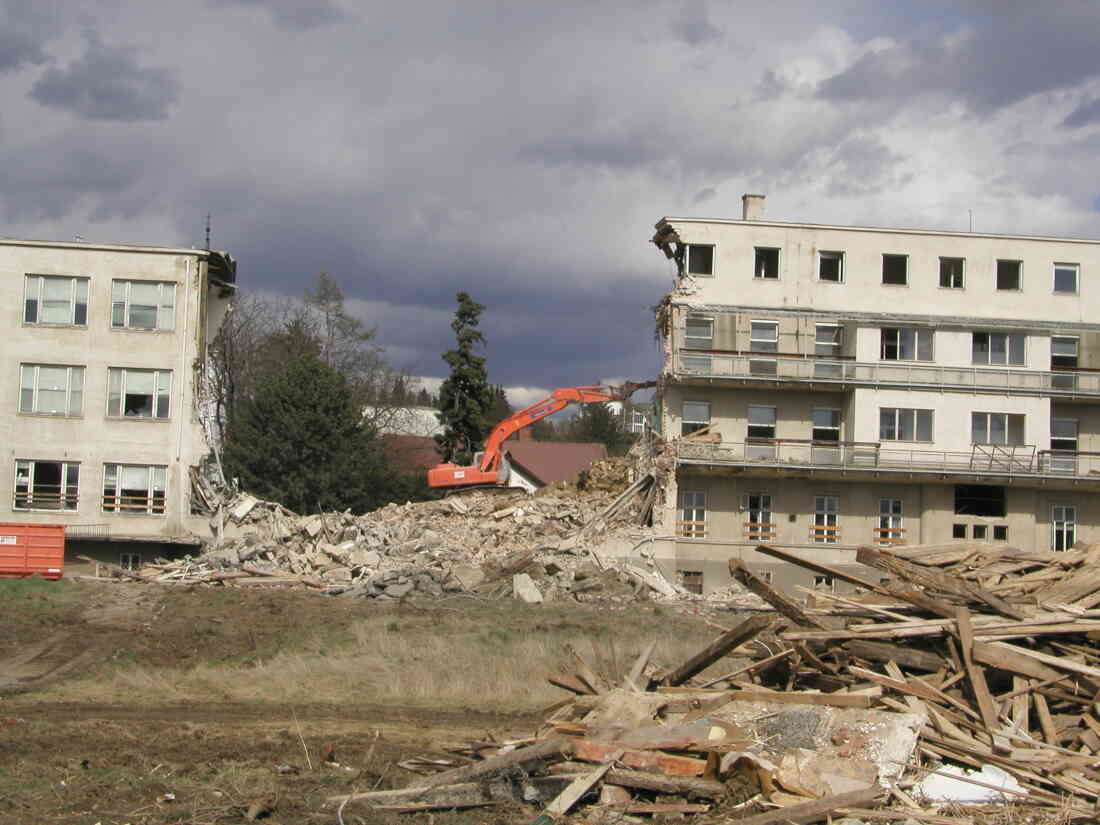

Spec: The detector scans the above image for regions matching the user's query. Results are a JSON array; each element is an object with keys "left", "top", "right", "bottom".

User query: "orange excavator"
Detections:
[{"left": 427, "top": 381, "right": 656, "bottom": 490}]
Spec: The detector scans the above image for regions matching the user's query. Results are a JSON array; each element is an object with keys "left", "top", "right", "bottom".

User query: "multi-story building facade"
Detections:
[
  {"left": 1, "top": 239, "right": 235, "bottom": 568},
  {"left": 649, "top": 194, "right": 1100, "bottom": 594}
]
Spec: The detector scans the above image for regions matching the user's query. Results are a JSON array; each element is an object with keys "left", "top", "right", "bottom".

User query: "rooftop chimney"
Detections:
[{"left": 742, "top": 193, "right": 766, "bottom": 221}]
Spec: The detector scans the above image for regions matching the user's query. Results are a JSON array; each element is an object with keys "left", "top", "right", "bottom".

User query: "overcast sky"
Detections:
[{"left": 6, "top": 1, "right": 1100, "bottom": 408}]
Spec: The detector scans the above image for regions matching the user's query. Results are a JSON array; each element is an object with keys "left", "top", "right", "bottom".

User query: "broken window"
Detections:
[
  {"left": 680, "top": 570, "right": 704, "bottom": 594},
  {"left": 971, "top": 412, "right": 1025, "bottom": 446},
  {"left": 107, "top": 368, "right": 172, "bottom": 419},
  {"left": 993, "top": 525, "right": 1008, "bottom": 541},
  {"left": 754, "top": 247, "right": 779, "bottom": 279},
  {"left": 745, "top": 493, "right": 773, "bottom": 541},
  {"left": 939, "top": 257, "right": 965, "bottom": 289},
  {"left": 13, "top": 459, "right": 79, "bottom": 511},
  {"left": 882, "top": 254, "right": 908, "bottom": 285},
  {"left": 102, "top": 464, "right": 167, "bottom": 514},
  {"left": 19, "top": 364, "right": 84, "bottom": 416},
  {"left": 679, "top": 491, "right": 706, "bottom": 538},
  {"left": 954, "top": 485, "right": 1006, "bottom": 517},
  {"left": 1053, "top": 504, "right": 1076, "bottom": 551},
  {"left": 812, "top": 408, "right": 840, "bottom": 442},
  {"left": 972, "top": 332, "right": 1025, "bottom": 366},
  {"left": 686, "top": 244, "right": 714, "bottom": 277},
  {"left": 681, "top": 400, "right": 710, "bottom": 436},
  {"left": 997, "top": 260, "right": 1022, "bottom": 290},
  {"left": 111, "top": 280, "right": 176, "bottom": 331},
  {"left": 952, "top": 523, "right": 967, "bottom": 539},
  {"left": 818, "top": 251, "right": 844, "bottom": 282},
  {"left": 879, "top": 408, "right": 933, "bottom": 442},
  {"left": 880, "top": 327, "right": 933, "bottom": 361},
  {"left": 813, "top": 495, "right": 839, "bottom": 544},
  {"left": 23, "top": 275, "right": 88, "bottom": 325},
  {"left": 1054, "top": 263, "right": 1079, "bottom": 294}
]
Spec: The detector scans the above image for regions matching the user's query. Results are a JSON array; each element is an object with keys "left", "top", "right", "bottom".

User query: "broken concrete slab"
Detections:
[{"left": 513, "top": 573, "right": 543, "bottom": 603}]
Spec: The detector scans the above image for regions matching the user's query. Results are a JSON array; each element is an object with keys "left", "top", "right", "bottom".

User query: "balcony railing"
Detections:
[
  {"left": 677, "top": 438, "right": 1100, "bottom": 480},
  {"left": 673, "top": 351, "right": 1097, "bottom": 396}
]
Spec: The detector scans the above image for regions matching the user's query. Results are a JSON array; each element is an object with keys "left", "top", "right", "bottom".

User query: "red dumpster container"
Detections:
[{"left": 0, "top": 524, "right": 65, "bottom": 580}]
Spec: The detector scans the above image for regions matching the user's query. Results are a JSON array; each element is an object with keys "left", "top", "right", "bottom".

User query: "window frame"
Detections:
[
  {"left": 971, "top": 411, "right": 1026, "bottom": 446},
  {"left": 745, "top": 492, "right": 773, "bottom": 542},
  {"left": 107, "top": 367, "right": 172, "bottom": 420},
  {"left": 747, "top": 405, "right": 776, "bottom": 440},
  {"left": 1052, "top": 504, "right": 1077, "bottom": 551},
  {"left": 753, "top": 247, "right": 780, "bottom": 280},
  {"left": 880, "top": 327, "right": 933, "bottom": 361},
  {"left": 811, "top": 408, "right": 841, "bottom": 442},
  {"left": 939, "top": 257, "right": 965, "bottom": 289},
  {"left": 13, "top": 459, "right": 80, "bottom": 512},
  {"left": 881, "top": 254, "right": 908, "bottom": 286},
  {"left": 813, "top": 494, "right": 839, "bottom": 544},
  {"left": 996, "top": 259, "right": 1022, "bottom": 291},
  {"left": 681, "top": 400, "right": 711, "bottom": 436},
  {"left": 971, "top": 332, "right": 1026, "bottom": 366},
  {"left": 1053, "top": 262, "right": 1079, "bottom": 295},
  {"left": 23, "top": 274, "right": 89, "bottom": 326},
  {"left": 679, "top": 490, "right": 706, "bottom": 539},
  {"left": 686, "top": 244, "right": 714, "bottom": 277},
  {"left": 818, "top": 251, "right": 844, "bottom": 283},
  {"left": 19, "top": 364, "right": 84, "bottom": 417},
  {"left": 684, "top": 315, "right": 714, "bottom": 350},
  {"left": 111, "top": 279, "right": 177, "bottom": 332},
  {"left": 102, "top": 463, "right": 167, "bottom": 515},
  {"left": 878, "top": 498, "right": 904, "bottom": 545},
  {"left": 879, "top": 407, "right": 934, "bottom": 442}
]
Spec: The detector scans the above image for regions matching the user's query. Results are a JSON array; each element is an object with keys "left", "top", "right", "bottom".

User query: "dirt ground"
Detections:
[{"left": 0, "top": 578, "right": 726, "bottom": 825}]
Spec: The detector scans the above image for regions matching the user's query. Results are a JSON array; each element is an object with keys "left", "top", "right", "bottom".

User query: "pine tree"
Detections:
[
  {"left": 569, "top": 401, "right": 634, "bottom": 456},
  {"left": 436, "top": 292, "right": 493, "bottom": 462},
  {"left": 223, "top": 352, "right": 394, "bottom": 514},
  {"left": 485, "top": 385, "right": 513, "bottom": 428}
]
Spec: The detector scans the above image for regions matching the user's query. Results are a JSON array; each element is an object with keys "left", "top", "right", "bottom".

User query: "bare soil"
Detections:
[{"left": 0, "top": 579, "right": 718, "bottom": 824}]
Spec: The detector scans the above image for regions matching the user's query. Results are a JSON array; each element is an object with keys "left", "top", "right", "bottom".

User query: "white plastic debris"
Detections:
[{"left": 916, "top": 763, "right": 1024, "bottom": 803}]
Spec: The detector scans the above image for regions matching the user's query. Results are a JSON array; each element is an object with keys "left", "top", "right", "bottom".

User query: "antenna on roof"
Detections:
[
  {"left": 205, "top": 213, "right": 211, "bottom": 250},
  {"left": 968, "top": 209, "right": 973, "bottom": 232}
]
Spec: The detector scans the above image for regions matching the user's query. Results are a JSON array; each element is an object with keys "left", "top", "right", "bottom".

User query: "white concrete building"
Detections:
[
  {"left": 650, "top": 194, "right": 1100, "bottom": 594},
  {"left": 2, "top": 238, "right": 235, "bottom": 567}
]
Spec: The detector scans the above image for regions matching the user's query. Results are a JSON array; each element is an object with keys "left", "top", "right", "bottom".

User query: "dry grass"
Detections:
[{"left": 40, "top": 600, "right": 726, "bottom": 710}]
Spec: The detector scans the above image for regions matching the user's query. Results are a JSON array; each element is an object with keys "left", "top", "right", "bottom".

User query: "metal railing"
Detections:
[
  {"left": 677, "top": 438, "right": 1100, "bottom": 479},
  {"left": 674, "top": 351, "right": 1097, "bottom": 395}
]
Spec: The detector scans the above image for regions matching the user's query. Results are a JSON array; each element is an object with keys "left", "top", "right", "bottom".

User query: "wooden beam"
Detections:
[
  {"left": 419, "top": 737, "right": 573, "bottom": 788},
  {"left": 750, "top": 544, "right": 882, "bottom": 592},
  {"left": 660, "top": 614, "right": 775, "bottom": 687},
  {"left": 729, "top": 559, "right": 825, "bottom": 628},
  {"left": 724, "top": 786, "right": 884, "bottom": 825}
]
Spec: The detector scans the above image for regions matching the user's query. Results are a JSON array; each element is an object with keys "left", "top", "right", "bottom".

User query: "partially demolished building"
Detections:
[{"left": 651, "top": 194, "right": 1100, "bottom": 594}]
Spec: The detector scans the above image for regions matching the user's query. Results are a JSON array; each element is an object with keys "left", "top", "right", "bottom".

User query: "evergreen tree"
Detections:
[
  {"left": 223, "top": 352, "right": 394, "bottom": 514},
  {"left": 485, "top": 384, "right": 513, "bottom": 428},
  {"left": 436, "top": 292, "right": 492, "bottom": 462}
]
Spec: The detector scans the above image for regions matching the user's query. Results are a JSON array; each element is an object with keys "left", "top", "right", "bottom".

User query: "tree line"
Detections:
[{"left": 207, "top": 278, "right": 638, "bottom": 516}]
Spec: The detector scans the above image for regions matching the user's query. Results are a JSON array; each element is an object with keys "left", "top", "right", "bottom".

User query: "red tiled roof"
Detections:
[
  {"left": 504, "top": 441, "right": 608, "bottom": 486},
  {"left": 382, "top": 435, "right": 443, "bottom": 474}
]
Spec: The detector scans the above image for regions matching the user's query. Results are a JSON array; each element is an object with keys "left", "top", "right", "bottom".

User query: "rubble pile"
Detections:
[
  {"left": 141, "top": 458, "right": 702, "bottom": 604},
  {"left": 326, "top": 541, "right": 1100, "bottom": 823}
]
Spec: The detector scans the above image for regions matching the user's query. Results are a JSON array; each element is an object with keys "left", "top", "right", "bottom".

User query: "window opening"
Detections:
[
  {"left": 1053, "top": 505, "right": 1076, "bottom": 551},
  {"left": 745, "top": 493, "right": 774, "bottom": 541},
  {"left": 972, "top": 332, "right": 1025, "bottom": 366},
  {"left": 972, "top": 524, "right": 988, "bottom": 540},
  {"left": 877, "top": 498, "right": 903, "bottom": 545},
  {"left": 879, "top": 408, "right": 933, "bottom": 442},
  {"left": 754, "top": 247, "right": 779, "bottom": 279},
  {"left": 23, "top": 275, "right": 89, "bottom": 325},
  {"left": 111, "top": 280, "right": 176, "bottom": 331},
  {"left": 119, "top": 553, "right": 142, "bottom": 571},
  {"left": 882, "top": 254, "right": 908, "bottom": 285},
  {"left": 939, "top": 257, "right": 965, "bottom": 289},
  {"left": 1054, "top": 263, "right": 1079, "bottom": 294},
  {"left": 881, "top": 327, "right": 933, "bottom": 361},
  {"left": 952, "top": 523, "right": 967, "bottom": 539},
  {"left": 993, "top": 525, "right": 1008, "bottom": 541},
  {"left": 19, "top": 364, "right": 84, "bottom": 416},
  {"left": 681, "top": 401, "right": 710, "bottom": 436},
  {"left": 679, "top": 490, "right": 706, "bottom": 538},
  {"left": 686, "top": 245, "right": 713, "bottom": 276},
  {"left": 108, "top": 368, "right": 172, "bottom": 419},
  {"left": 685, "top": 315, "right": 713, "bottom": 349},
  {"left": 749, "top": 320, "right": 778, "bottom": 375},
  {"left": 14, "top": 460, "right": 79, "bottom": 511},
  {"left": 1051, "top": 336, "right": 1079, "bottom": 390},
  {"left": 971, "top": 412, "right": 1025, "bottom": 446},
  {"left": 813, "top": 495, "right": 839, "bottom": 544},
  {"left": 818, "top": 251, "right": 843, "bottom": 282},
  {"left": 102, "top": 464, "right": 167, "bottom": 514},
  {"left": 812, "top": 408, "right": 840, "bottom": 442},
  {"left": 954, "top": 485, "right": 1006, "bottom": 517},
  {"left": 996, "top": 260, "right": 1021, "bottom": 290}
]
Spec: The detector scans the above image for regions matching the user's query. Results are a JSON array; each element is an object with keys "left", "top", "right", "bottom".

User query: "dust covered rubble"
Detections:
[{"left": 185, "top": 458, "right": 736, "bottom": 605}]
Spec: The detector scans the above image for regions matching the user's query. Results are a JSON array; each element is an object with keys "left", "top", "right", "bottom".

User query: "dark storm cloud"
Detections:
[
  {"left": 1064, "top": 98, "right": 1100, "bottom": 129},
  {"left": 820, "top": 5, "right": 1100, "bottom": 110},
  {"left": 0, "top": 143, "right": 141, "bottom": 222},
  {"left": 0, "top": 2, "right": 61, "bottom": 72},
  {"left": 211, "top": 0, "right": 349, "bottom": 28},
  {"left": 30, "top": 35, "right": 180, "bottom": 121}
]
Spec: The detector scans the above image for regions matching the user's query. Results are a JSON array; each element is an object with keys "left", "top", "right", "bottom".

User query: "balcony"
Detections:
[
  {"left": 672, "top": 351, "right": 1098, "bottom": 397},
  {"left": 677, "top": 438, "right": 1100, "bottom": 485}
]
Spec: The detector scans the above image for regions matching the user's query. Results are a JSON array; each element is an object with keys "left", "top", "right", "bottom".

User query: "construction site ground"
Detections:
[{"left": 0, "top": 578, "right": 730, "bottom": 825}]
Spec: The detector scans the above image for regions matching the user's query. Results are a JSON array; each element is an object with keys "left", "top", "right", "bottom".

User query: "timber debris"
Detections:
[{"left": 326, "top": 540, "right": 1100, "bottom": 823}]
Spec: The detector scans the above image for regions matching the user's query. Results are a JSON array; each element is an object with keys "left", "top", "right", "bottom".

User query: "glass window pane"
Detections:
[
  {"left": 108, "top": 369, "right": 123, "bottom": 416},
  {"left": 1009, "top": 335, "right": 1025, "bottom": 365},
  {"left": 990, "top": 414, "right": 1006, "bottom": 444},
  {"left": 972, "top": 413, "right": 987, "bottom": 444},
  {"left": 990, "top": 334, "right": 1007, "bottom": 364},
  {"left": 916, "top": 410, "right": 933, "bottom": 441},
  {"left": 1053, "top": 337, "right": 1078, "bottom": 357},
  {"left": 917, "top": 329, "right": 933, "bottom": 361},
  {"left": 880, "top": 408, "right": 896, "bottom": 440},
  {"left": 898, "top": 408, "right": 915, "bottom": 440},
  {"left": 159, "top": 285, "right": 175, "bottom": 331},
  {"left": 1054, "top": 265, "right": 1078, "bottom": 293},
  {"left": 748, "top": 406, "right": 775, "bottom": 426},
  {"left": 972, "top": 333, "right": 989, "bottom": 364},
  {"left": 126, "top": 370, "right": 155, "bottom": 394}
]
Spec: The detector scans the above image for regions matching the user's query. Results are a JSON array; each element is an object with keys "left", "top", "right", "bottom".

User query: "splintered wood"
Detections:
[{"left": 331, "top": 541, "right": 1100, "bottom": 822}]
